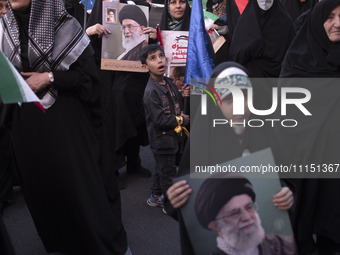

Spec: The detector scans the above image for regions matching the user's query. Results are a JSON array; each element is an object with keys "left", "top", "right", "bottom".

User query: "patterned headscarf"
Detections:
[
  {"left": 167, "top": 0, "right": 183, "bottom": 31},
  {"left": 210, "top": 61, "right": 252, "bottom": 102},
  {"left": 160, "top": 0, "right": 191, "bottom": 31},
  {"left": 0, "top": 0, "right": 90, "bottom": 108}
]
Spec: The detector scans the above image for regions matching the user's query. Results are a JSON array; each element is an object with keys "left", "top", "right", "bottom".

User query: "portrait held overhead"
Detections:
[{"left": 100, "top": 1, "right": 151, "bottom": 72}]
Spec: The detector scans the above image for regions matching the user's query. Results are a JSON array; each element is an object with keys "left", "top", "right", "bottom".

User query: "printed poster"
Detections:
[{"left": 101, "top": 2, "right": 149, "bottom": 72}]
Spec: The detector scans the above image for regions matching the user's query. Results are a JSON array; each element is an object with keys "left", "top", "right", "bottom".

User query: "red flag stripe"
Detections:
[{"left": 157, "top": 26, "right": 164, "bottom": 48}]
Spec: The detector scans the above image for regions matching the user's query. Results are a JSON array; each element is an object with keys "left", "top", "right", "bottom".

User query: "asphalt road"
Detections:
[{"left": 2, "top": 145, "right": 181, "bottom": 255}]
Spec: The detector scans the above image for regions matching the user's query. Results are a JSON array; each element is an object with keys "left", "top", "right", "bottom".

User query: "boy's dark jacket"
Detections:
[{"left": 143, "top": 76, "right": 184, "bottom": 154}]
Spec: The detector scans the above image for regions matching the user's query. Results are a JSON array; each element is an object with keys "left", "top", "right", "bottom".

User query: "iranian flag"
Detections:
[
  {"left": 0, "top": 50, "right": 42, "bottom": 109},
  {"left": 203, "top": 11, "right": 219, "bottom": 31}
]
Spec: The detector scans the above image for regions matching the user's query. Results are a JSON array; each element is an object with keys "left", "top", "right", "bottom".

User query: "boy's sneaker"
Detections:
[{"left": 147, "top": 193, "right": 164, "bottom": 208}]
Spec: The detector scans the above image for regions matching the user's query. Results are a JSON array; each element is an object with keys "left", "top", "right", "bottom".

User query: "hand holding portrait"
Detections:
[
  {"left": 167, "top": 180, "right": 192, "bottom": 209},
  {"left": 86, "top": 23, "right": 111, "bottom": 38},
  {"left": 142, "top": 26, "right": 157, "bottom": 40},
  {"left": 273, "top": 187, "right": 294, "bottom": 210}
]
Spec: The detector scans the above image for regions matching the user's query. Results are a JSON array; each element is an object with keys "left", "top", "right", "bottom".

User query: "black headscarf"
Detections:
[
  {"left": 86, "top": 0, "right": 102, "bottom": 27},
  {"left": 86, "top": 0, "right": 106, "bottom": 65},
  {"left": 228, "top": 0, "right": 296, "bottom": 78},
  {"left": 159, "top": 0, "right": 191, "bottom": 31},
  {"left": 280, "top": 0, "right": 318, "bottom": 22},
  {"left": 225, "top": 0, "right": 244, "bottom": 42},
  {"left": 213, "top": 0, "right": 246, "bottom": 66},
  {"left": 274, "top": 3, "right": 340, "bottom": 251},
  {"left": 210, "top": 60, "right": 250, "bottom": 78},
  {"left": 294, "top": 0, "right": 320, "bottom": 30},
  {"left": 280, "top": 0, "right": 340, "bottom": 78},
  {"left": 64, "top": 0, "right": 85, "bottom": 25},
  {"left": 275, "top": 0, "right": 340, "bottom": 170}
]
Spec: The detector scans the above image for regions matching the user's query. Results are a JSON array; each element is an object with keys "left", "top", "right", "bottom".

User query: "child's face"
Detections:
[
  {"left": 0, "top": 0, "right": 9, "bottom": 18},
  {"left": 174, "top": 75, "right": 184, "bottom": 90},
  {"left": 143, "top": 50, "right": 167, "bottom": 77}
]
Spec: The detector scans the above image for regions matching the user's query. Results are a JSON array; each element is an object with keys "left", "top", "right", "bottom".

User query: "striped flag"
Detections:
[
  {"left": 203, "top": 11, "right": 219, "bottom": 30},
  {"left": 0, "top": 51, "right": 42, "bottom": 108}
]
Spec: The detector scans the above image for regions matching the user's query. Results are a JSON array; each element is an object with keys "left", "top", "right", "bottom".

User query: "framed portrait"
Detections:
[
  {"left": 101, "top": 2, "right": 149, "bottom": 72},
  {"left": 105, "top": 7, "right": 117, "bottom": 24}
]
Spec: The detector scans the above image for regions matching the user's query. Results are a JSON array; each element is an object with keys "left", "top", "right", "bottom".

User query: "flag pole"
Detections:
[{"left": 84, "top": 0, "right": 88, "bottom": 29}]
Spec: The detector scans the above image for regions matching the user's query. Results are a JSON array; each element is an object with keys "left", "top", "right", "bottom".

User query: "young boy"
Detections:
[{"left": 140, "top": 44, "right": 189, "bottom": 209}]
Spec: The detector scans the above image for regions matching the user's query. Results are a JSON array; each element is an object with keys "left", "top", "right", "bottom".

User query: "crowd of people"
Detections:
[{"left": 0, "top": 0, "right": 340, "bottom": 254}]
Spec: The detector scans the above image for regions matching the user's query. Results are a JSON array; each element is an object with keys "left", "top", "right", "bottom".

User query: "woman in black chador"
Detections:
[
  {"left": 229, "top": 0, "right": 296, "bottom": 78},
  {"left": 159, "top": 0, "right": 191, "bottom": 31},
  {"left": 0, "top": 0, "right": 127, "bottom": 254},
  {"left": 86, "top": 0, "right": 154, "bottom": 178},
  {"left": 277, "top": 0, "right": 340, "bottom": 254},
  {"left": 227, "top": 0, "right": 296, "bottom": 112}
]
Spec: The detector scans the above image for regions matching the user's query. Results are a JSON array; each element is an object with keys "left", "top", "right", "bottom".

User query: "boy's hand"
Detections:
[
  {"left": 182, "top": 84, "right": 190, "bottom": 97},
  {"left": 167, "top": 180, "right": 192, "bottom": 209},
  {"left": 181, "top": 111, "right": 189, "bottom": 126},
  {"left": 86, "top": 24, "right": 111, "bottom": 38},
  {"left": 273, "top": 187, "right": 294, "bottom": 210}
]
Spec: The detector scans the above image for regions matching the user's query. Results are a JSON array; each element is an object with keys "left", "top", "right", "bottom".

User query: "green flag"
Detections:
[{"left": 0, "top": 50, "right": 41, "bottom": 105}]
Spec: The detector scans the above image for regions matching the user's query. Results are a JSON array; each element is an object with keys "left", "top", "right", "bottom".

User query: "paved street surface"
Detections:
[{"left": 2, "top": 146, "right": 181, "bottom": 255}]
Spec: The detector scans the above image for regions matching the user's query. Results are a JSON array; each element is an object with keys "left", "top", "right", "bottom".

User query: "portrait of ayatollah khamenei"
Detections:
[
  {"left": 101, "top": 2, "right": 149, "bottom": 72},
  {"left": 177, "top": 149, "right": 297, "bottom": 255}
]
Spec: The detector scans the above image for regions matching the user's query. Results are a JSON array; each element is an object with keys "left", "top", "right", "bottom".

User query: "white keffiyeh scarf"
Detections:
[{"left": 0, "top": 0, "right": 90, "bottom": 109}]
